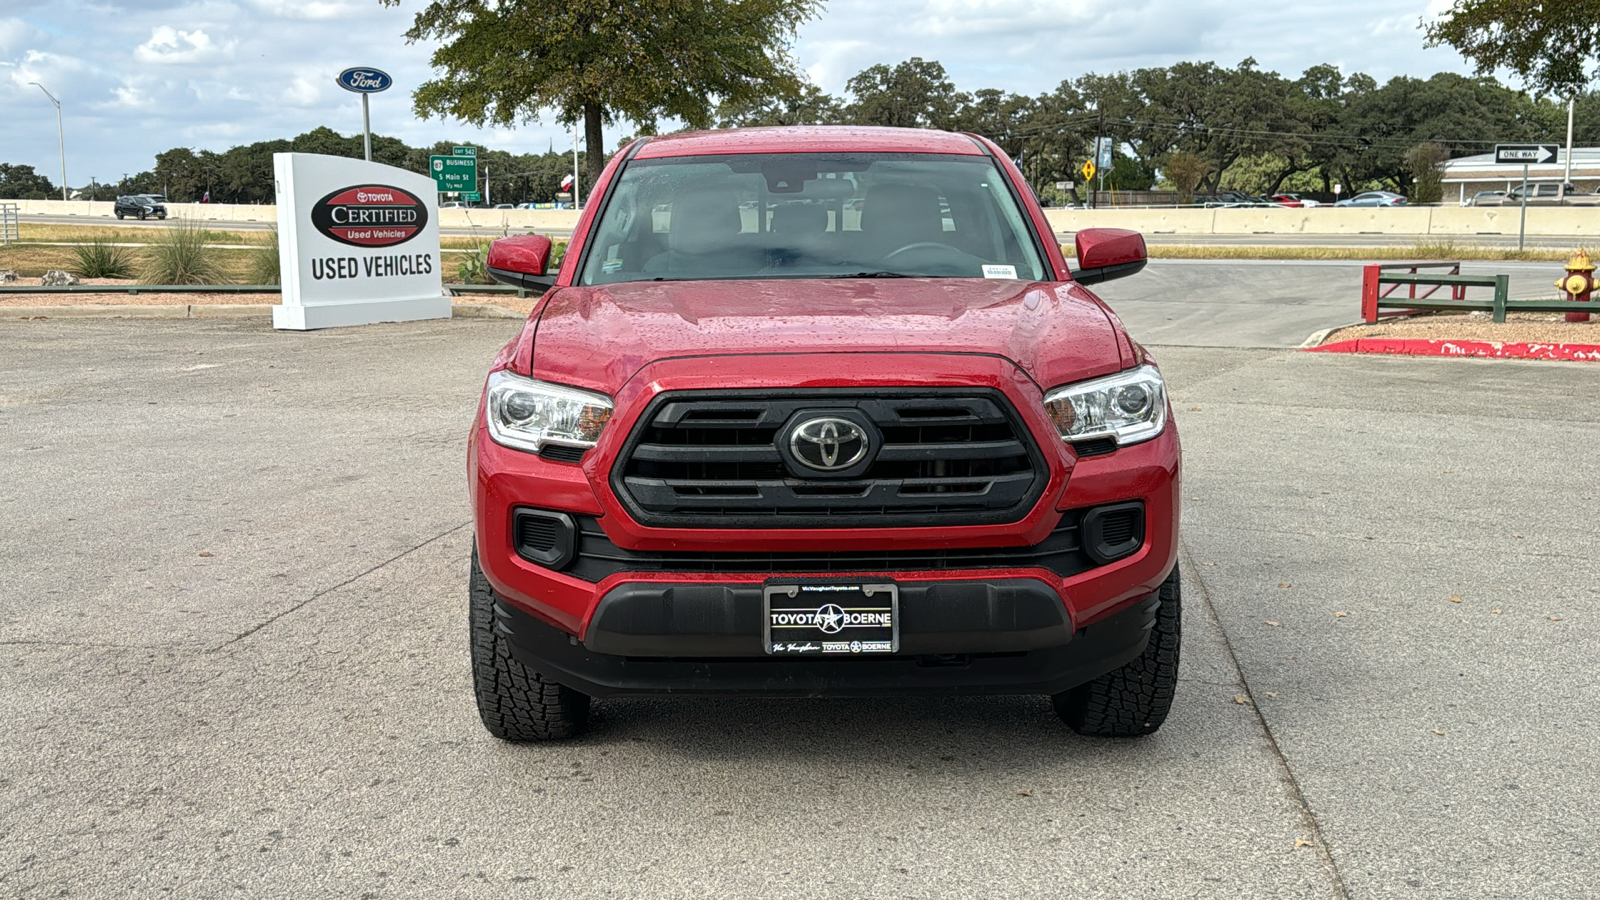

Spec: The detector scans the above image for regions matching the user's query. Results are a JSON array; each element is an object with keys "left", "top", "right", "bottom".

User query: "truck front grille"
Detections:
[{"left": 612, "top": 389, "right": 1046, "bottom": 528}]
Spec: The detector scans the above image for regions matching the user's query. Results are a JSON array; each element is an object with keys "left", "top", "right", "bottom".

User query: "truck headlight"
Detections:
[
  {"left": 485, "top": 370, "right": 613, "bottom": 454},
  {"left": 1043, "top": 364, "right": 1167, "bottom": 447}
]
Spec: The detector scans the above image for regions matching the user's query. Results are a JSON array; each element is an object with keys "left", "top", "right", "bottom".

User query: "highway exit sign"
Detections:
[{"left": 430, "top": 154, "right": 477, "bottom": 192}]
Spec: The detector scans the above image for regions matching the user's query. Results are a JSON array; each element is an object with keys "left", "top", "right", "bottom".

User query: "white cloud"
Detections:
[{"left": 134, "top": 26, "right": 233, "bottom": 64}]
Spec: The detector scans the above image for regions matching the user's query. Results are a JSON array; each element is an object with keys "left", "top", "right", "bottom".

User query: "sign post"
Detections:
[
  {"left": 1495, "top": 144, "right": 1558, "bottom": 251},
  {"left": 335, "top": 67, "right": 393, "bottom": 162}
]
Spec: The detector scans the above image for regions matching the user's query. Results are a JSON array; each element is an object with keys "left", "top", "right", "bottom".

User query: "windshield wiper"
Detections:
[{"left": 828, "top": 271, "right": 910, "bottom": 278}]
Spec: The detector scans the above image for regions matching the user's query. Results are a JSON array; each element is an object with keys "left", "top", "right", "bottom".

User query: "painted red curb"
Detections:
[{"left": 1307, "top": 338, "right": 1600, "bottom": 361}]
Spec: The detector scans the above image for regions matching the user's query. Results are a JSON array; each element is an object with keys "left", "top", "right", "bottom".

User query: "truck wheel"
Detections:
[
  {"left": 469, "top": 547, "right": 589, "bottom": 741},
  {"left": 1054, "top": 564, "right": 1181, "bottom": 737},
  {"left": 115, "top": 212, "right": 124, "bottom": 220}
]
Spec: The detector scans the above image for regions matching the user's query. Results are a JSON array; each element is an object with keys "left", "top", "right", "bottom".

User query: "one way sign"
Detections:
[{"left": 1495, "top": 143, "right": 1559, "bottom": 165}]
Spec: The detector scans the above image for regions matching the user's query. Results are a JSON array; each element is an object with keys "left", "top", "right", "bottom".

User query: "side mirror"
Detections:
[
  {"left": 1071, "top": 228, "right": 1147, "bottom": 285},
  {"left": 486, "top": 234, "right": 556, "bottom": 290}
]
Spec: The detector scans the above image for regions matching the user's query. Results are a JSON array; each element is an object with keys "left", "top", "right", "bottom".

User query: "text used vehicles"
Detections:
[{"left": 469, "top": 126, "right": 1181, "bottom": 741}]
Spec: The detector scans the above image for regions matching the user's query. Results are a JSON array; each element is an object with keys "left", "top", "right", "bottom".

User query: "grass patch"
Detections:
[
  {"left": 0, "top": 244, "right": 82, "bottom": 278},
  {"left": 1145, "top": 242, "right": 1570, "bottom": 262},
  {"left": 70, "top": 238, "right": 137, "bottom": 278},
  {"left": 139, "top": 219, "right": 225, "bottom": 285},
  {"left": 18, "top": 223, "right": 266, "bottom": 245},
  {"left": 246, "top": 228, "right": 281, "bottom": 285}
]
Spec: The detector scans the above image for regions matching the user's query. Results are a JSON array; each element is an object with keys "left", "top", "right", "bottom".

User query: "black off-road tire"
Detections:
[
  {"left": 469, "top": 548, "right": 590, "bottom": 741},
  {"left": 115, "top": 211, "right": 124, "bottom": 220},
  {"left": 1054, "top": 564, "right": 1181, "bottom": 737}
]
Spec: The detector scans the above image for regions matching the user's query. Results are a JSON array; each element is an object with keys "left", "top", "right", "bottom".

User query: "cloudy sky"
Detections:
[{"left": 3, "top": 0, "right": 1471, "bottom": 189}]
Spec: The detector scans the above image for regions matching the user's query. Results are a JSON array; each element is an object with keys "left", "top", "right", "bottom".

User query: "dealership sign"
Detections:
[
  {"left": 336, "top": 67, "right": 392, "bottom": 93},
  {"left": 272, "top": 153, "right": 448, "bottom": 330}
]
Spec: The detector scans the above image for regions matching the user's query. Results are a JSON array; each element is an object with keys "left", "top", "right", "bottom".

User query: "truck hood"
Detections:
[{"left": 527, "top": 278, "right": 1126, "bottom": 395}]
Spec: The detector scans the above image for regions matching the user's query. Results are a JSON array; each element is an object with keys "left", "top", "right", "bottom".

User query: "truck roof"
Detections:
[{"left": 632, "top": 126, "right": 988, "bottom": 159}]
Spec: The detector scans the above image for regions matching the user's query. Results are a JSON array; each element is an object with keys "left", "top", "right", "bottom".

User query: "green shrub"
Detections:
[
  {"left": 246, "top": 227, "right": 280, "bottom": 285},
  {"left": 139, "top": 218, "right": 224, "bottom": 285},
  {"left": 70, "top": 238, "right": 135, "bottom": 279}
]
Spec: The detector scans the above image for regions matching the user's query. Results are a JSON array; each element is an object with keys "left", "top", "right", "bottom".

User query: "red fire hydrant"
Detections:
[{"left": 1556, "top": 249, "right": 1595, "bottom": 323}]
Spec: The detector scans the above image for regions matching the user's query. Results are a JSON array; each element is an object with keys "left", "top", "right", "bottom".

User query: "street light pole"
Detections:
[
  {"left": 29, "top": 82, "right": 67, "bottom": 201},
  {"left": 1565, "top": 97, "right": 1575, "bottom": 190}
]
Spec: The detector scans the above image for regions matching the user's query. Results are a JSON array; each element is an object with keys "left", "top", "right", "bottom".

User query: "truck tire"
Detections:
[
  {"left": 1054, "top": 564, "right": 1181, "bottom": 737},
  {"left": 469, "top": 547, "right": 590, "bottom": 741}
]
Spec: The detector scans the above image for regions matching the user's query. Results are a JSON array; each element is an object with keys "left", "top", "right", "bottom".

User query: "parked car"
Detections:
[
  {"left": 1335, "top": 191, "right": 1407, "bottom": 207},
  {"left": 114, "top": 194, "right": 167, "bottom": 220},
  {"left": 1463, "top": 190, "right": 1506, "bottom": 207},
  {"left": 494, "top": 203, "right": 515, "bottom": 209},
  {"left": 1478, "top": 183, "right": 1600, "bottom": 206},
  {"left": 470, "top": 126, "right": 1181, "bottom": 742},
  {"left": 440, "top": 201, "right": 466, "bottom": 209},
  {"left": 1269, "top": 193, "right": 1321, "bottom": 208}
]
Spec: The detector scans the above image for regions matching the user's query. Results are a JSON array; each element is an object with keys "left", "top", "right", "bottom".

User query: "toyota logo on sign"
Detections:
[{"left": 789, "top": 417, "right": 870, "bottom": 472}]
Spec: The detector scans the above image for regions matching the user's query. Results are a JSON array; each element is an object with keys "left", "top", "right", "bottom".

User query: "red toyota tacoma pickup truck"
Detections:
[{"left": 469, "top": 126, "right": 1180, "bottom": 741}]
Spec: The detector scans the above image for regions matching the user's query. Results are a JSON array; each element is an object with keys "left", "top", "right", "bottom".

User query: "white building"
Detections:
[{"left": 1441, "top": 148, "right": 1600, "bottom": 202}]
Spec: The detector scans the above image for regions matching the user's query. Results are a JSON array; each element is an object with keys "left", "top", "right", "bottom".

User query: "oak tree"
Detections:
[
  {"left": 1425, "top": 1, "right": 1600, "bottom": 97},
  {"left": 382, "top": 0, "right": 823, "bottom": 193}
]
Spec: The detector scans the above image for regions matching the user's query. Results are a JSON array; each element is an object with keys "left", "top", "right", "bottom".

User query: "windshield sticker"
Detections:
[
  {"left": 982, "top": 264, "right": 1018, "bottom": 280},
  {"left": 602, "top": 259, "right": 624, "bottom": 273}
]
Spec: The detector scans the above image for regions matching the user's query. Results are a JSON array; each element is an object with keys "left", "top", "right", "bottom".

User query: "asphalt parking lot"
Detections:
[{"left": 3, "top": 304, "right": 1597, "bottom": 898}]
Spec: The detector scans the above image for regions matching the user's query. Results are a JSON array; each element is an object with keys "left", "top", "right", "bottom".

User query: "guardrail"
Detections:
[
  {"left": 1361, "top": 262, "right": 1589, "bottom": 323},
  {"left": 0, "top": 283, "right": 538, "bottom": 298}
]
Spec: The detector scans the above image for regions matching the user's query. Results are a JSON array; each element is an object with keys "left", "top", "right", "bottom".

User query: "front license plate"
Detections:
[{"left": 763, "top": 582, "right": 899, "bottom": 655}]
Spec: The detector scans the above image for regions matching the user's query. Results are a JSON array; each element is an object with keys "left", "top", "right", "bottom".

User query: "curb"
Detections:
[
  {"left": 0, "top": 302, "right": 524, "bottom": 321},
  {"left": 1306, "top": 337, "right": 1600, "bottom": 361}
]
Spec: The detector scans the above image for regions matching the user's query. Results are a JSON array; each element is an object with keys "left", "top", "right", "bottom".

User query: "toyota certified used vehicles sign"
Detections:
[{"left": 311, "top": 185, "right": 429, "bottom": 248}]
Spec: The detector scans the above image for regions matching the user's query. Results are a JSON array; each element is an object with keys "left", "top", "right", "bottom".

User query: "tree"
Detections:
[
  {"left": 1161, "top": 152, "right": 1211, "bottom": 203},
  {"left": 0, "top": 163, "right": 58, "bottom": 199},
  {"left": 717, "top": 82, "right": 843, "bottom": 128},
  {"left": 383, "top": 0, "right": 822, "bottom": 194},
  {"left": 1425, "top": 1, "right": 1600, "bottom": 98},
  {"left": 845, "top": 58, "right": 965, "bottom": 129},
  {"left": 1405, "top": 141, "right": 1451, "bottom": 203}
]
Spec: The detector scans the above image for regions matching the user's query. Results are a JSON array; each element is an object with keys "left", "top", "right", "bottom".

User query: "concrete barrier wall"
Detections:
[
  {"left": 1044, "top": 206, "right": 1600, "bottom": 237},
  {"left": 10, "top": 199, "right": 586, "bottom": 233},
  {"left": 16, "top": 197, "right": 1599, "bottom": 238}
]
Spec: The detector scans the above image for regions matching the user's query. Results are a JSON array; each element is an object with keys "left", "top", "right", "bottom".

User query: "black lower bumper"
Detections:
[{"left": 493, "top": 579, "right": 1161, "bottom": 697}]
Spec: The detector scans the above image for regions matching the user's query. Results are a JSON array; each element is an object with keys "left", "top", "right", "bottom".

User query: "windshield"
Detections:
[{"left": 577, "top": 152, "right": 1047, "bottom": 284}]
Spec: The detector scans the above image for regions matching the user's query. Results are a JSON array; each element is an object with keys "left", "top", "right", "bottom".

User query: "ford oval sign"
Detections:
[
  {"left": 336, "top": 67, "right": 392, "bottom": 94},
  {"left": 310, "top": 184, "right": 428, "bottom": 248}
]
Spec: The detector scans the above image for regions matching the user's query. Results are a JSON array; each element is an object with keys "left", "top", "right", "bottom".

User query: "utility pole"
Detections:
[
  {"left": 1565, "top": 97, "right": 1575, "bottom": 191},
  {"left": 1093, "top": 105, "right": 1104, "bottom": 211},
  {"left": 29, "top": 82, "right": 67, "bottom": 201},
  {"left": 572, "top": 124, "right": 582, "bottom": 208}
]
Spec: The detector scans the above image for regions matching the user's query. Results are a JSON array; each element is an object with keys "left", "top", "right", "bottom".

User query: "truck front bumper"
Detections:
[{"left": 490, "top": 582, "right": 1164, "bottom": 697}]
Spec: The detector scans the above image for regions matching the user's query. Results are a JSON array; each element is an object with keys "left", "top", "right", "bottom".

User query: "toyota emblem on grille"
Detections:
[{"left": 789, "top": 417, "right": 869, "bottom": 471}]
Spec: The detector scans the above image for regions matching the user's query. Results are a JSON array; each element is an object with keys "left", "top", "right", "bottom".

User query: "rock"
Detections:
[
  {"left": 0, "top": 269, "right": 18, "bottom": 284},
  {"left": 40, "top": 270, "right": 80, "bottom": 286}
]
